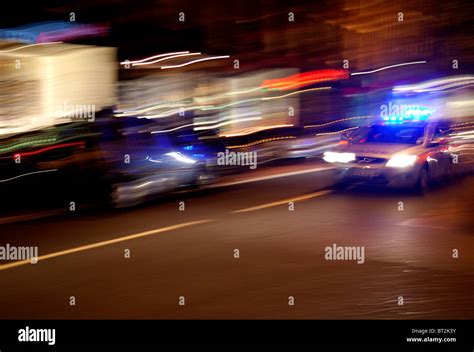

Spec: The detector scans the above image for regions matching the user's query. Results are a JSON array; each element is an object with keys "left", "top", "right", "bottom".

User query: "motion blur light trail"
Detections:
[
  {"left": 304, "top": 116, "right": 372, "bottom": 129},
  {"left": 316, "top": 126, "right": 359, "bottom": 136},
  {"left": 12, "top": 141, "right": 85, "bottom": 159},
  {"left": 193, "top": 115, "right": 262, "bottom": 131},
  {"left": 0, "top": 169, "right": 58, "bottom": 183},
  {"left": 0, "top": 0, "right": 473, "bottom": 324},
  {"left": 161, "top": 55, "right": 230, "bottom": 69},
  {"left": 261, "top": 69, "right": 348, "bottom": 90},
  {"left": 0, "top": 41, "right": 62, "bottom": 52},
  {"left": 393, "top": 75, "right": 474, "bottom": 93},
  {"left": 132, "top": 52, "right": 202, "bottom": 66},
  {"left": 226, "top": 135, "right": 296, "bottom": 148},
  {"left": 0, "top": 21, "right": 108, "bottom": 44},
  {"left": 135, "top": 105, "right": 214, "bottom": 119},
  {"left": 200, "top": 86, "right": 331, "bottom": 112},
  {"left": 220, "top": 124, "right": 294, "bottom": 137},
  {"left": 350, "top": 61, "right": 427, "bottom": 76},
  {"left": 261, "top": 86, "right": 332, "bottom": 100},
  {"left": 119, "top": 51, "right": 190, "bottom": 65}
]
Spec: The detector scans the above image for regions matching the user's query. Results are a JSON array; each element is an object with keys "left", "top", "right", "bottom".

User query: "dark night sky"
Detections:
[{"left": 1, "top": 0, "right": 473, "bottom": 72}]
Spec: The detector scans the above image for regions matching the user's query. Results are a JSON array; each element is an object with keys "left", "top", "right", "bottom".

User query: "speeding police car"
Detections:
[{"left": 323, "top": 107, "right": 473, "bottom": 192}]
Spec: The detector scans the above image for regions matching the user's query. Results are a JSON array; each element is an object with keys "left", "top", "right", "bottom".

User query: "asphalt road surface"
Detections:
[{"left": 0, "top": 161, "right": 473, "bottom": 319}]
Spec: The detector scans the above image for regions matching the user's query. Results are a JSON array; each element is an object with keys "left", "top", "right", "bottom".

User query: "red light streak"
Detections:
[
  {"left": 13, "top": 142, "right": 86, "bottom": 159},
  {"left": 261, "top": 69, "right": 349, "bottom": 91}
]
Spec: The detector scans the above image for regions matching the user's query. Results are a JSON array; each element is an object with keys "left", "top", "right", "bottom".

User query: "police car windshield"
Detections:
[{"left": 353, "top": 125, "right": 424, "bottom": 144}]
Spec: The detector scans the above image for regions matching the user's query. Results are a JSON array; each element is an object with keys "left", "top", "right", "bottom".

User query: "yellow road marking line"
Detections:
[
  {"left": 231, "top": 190, "right": 332, "bottom": 213},
  {"left": 0, "top": 219, "right": 215, "bottom": 271}
]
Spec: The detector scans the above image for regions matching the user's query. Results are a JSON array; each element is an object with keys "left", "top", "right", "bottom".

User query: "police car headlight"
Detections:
[
  {"left": 165, "top": 152, "right": 196, "bottom": 164},
  {"left": 323, "top": 152, "right": 356, "bottom": 163},
  {"left": 386, "top": 154, "right": 417, "bottom": 168}
]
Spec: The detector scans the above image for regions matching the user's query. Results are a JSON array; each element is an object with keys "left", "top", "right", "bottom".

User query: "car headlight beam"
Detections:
[
  {"left": 165, "top": 152, "right": 197, "bottom": 164},
  {"left": 386, "top": 154, "right": 417, "bottom": 168},
  {"left": 323, "top": 152, "right": 356, "bottom": 163}
]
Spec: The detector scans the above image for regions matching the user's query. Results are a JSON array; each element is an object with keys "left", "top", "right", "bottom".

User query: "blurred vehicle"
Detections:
[
  {"left": 0, "top": 123, "right": 105, "bottom": 212},
  {"left": 323, "top": 110, "right": 474, "bottom": 193},
  {"left": 254, "top": 133, "right": 339, "bottom": 162},
  {"left": 203, "top": 126, "right": 341, "bottom": 175},
  {"left": 0, "top": 41, "right": 117, "bottom": 211},
  {"left": 92, "top": 117, "right": 209, "bottom": 207},
  {"left": 0, "top": 117, "right": 212, "bottom": 211}
]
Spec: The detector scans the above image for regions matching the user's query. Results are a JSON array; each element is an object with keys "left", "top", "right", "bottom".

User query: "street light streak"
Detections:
[
  {"left": 0, "top": 42, "right": 62, "bottom": 53},
  {"left": 350, "top": 61, "right": 427, "bottom": 76},
  {"left": 201, "top": 98, "right": 262, "bottom": 111},
  {"left": 161, "top": 55, "right": 230, "bottom": 69},
  {"left": 316, "top": 126, "right": 358, "bottom": 136},
  {"left": 195, "top": 87, "right": 262, "bottom": 103},
  {"left": 415, "top": 80, "right": 474, "bottom": 93},
  {"left": 226, "top": 87, "right": 263, "bottom": 96},
  {"left": 119, "top": 51, "right": 190, "bottom": 65},
  {"left": 193, "top": 111, "right": 259, "bottom": 126},
  {"left": 115, "top": 104, "right": 186, "bottom": 117},
  {"left": 304, "top": 115, "right": 372, "bottom": 128},
  {"left": 132, "top": 52, "right": 201, "bottom": 66},
  {"left": 393, "top": 75, "right": 474, "bottom": 92},
  {"left": 193, "top": 116, "right": 262, "bottom": 131},
  {"left": 227, "top": 135, "right": 296, "bottom": 148},
  {"left": 264, "top": 78, "right": 336, "bottom": 90},
  {"left": 14, "top": 141, "right": 85, "bottom": 158},
  {"left": 198, "top": 87, "right": 331, "bottom": 112},
  {"left": 149, "top": 112, "right": 260, "bottom": 132},
  {"left": 261, "top": 87, "right": 332, "bottom": 100},
  {"left": 188, "top": 83, "right": 331, "bottom": 106},
  {"left": 137, "top": 105, "right": 214, "bottom": 119},
  {"left": 220, "top": 124, "right": 294, "bottom": 137},
  {"left": 114, "top": 99, "right": 194, "bottom": 116},
  {"left": 150, "top": 123, "right": 194, "bottom": 134},
  {"left": 0, "top": 169, "right": 58, "bottom": 183}
]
